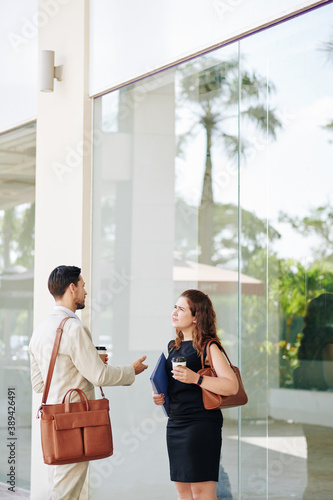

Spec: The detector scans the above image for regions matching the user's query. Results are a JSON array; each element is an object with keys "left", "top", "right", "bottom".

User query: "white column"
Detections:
[
  {"left": 129, "top": 80, "right": 176, "bottom": 351},
  {"left": 31, "top": 1, "right": 91, "bottom": 498}
]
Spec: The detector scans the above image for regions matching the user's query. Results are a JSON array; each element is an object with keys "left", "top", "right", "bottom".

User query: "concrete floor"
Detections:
[
  {"left": 0, "top": 483, "right": 29, "bottom": 499},
  {"left": 1, "top": 418, "right": 333, "bottom": 499}
]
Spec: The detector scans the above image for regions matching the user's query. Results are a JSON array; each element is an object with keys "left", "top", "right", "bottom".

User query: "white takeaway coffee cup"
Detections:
[{"left": 172, "top": 356, "right": 186, "bottom": 368}]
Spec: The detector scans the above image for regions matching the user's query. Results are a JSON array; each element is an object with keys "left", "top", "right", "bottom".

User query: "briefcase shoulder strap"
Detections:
[
  {"left": 41, "top": 317, "right": 72, "bottom": 405},
  {"left": 41, "top": 316, "right": 106, "bottom": 407}
]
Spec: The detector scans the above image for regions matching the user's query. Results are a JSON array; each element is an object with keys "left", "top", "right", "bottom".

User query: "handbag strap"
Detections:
[
  {"left": 41, "top": 316, "right": 105, "bottom": 406},
  {"left": 201, "top": 339, "right": 235, "bottom": 371}
]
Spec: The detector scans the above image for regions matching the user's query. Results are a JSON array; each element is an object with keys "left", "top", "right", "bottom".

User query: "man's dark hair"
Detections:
[{"left": 48, "top": 266, "right": 81, "bottom": 299}]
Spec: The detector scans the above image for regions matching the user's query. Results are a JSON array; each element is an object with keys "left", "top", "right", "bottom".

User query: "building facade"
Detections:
[{"left": 1, "top": 0, "right": 333, "bottom": 498}]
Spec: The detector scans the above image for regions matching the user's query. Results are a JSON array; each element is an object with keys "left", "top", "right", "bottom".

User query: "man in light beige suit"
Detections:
[{"left": 29, "top": 265, "right": 148, "bottom": 500}]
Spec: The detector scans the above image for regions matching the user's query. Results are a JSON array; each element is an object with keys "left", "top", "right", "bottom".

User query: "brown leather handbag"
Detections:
[
  {"left": 36, "top": 317, "right": 113, "bottom": 465},
  {"left": 198, "top": 340, "right": 248, "bottom": 410}
]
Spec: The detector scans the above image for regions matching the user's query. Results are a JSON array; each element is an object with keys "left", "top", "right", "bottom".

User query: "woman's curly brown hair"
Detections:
[{"left": 170, "top": 289, "right": 220, "bottom": 354}]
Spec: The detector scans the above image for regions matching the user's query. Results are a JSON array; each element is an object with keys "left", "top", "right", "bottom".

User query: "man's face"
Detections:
[{"left": 73, "top": 275, "right": 87, "bottom": 310}]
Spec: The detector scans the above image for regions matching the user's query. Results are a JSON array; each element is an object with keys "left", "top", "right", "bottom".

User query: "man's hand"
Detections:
[{"left": 132, "top": 355, "right": 148, "bottom": 375}]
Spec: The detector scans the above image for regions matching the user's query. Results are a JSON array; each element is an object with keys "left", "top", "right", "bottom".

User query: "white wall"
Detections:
[
  {"left": 31, "top": 0, "right": 91, "bottom": 498},
  {"left": 89, "top": 0, "right": 327, "bottom": 96}
]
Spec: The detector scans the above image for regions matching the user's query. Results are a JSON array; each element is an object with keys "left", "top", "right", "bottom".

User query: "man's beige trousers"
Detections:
[{"left": 48, "top": 461, "right": 89, "bottom": 499}]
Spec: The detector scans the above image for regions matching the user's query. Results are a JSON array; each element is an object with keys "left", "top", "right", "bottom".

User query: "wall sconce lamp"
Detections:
[{"left": 40, "top": 50, "right": 63, "bottom": 92}]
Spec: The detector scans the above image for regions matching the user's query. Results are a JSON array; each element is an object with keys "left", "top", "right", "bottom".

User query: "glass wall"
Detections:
[
  {"left": 91, "top": 4, "right": 333, "bottom": 498},
  {"left": 239, "top": 9, "right": 333, "bottom": 499},
  {"left": 0, "top": 122, "right": 36, "bottom": 490}
]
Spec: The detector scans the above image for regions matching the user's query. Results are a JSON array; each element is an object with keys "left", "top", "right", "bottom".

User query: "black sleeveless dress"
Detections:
[{"left": 166, "top": 340, "right": 223, "bottom": 483}]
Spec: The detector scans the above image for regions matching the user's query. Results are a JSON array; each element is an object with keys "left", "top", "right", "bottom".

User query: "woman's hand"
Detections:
[
  {"left": 172, "top": 366, "right": 199, "bottom": 385},
  {"left": 152, "top": 389, "right": 165, "bottom": 406}
]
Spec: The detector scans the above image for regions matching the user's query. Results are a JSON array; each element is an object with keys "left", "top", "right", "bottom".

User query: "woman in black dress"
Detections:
[{"left": 153, "top": 289, "right": 238, "bottom": 500}]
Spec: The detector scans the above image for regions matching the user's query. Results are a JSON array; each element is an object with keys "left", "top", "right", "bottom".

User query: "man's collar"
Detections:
[{"left": 54, "top": 305, "right": 80, "bottom": 320}]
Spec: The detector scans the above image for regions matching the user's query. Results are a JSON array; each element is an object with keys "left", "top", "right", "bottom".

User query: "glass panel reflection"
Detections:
[
  {"left": 240, "top": 5, "right": 333, "bottom": 499},
  {"left": 91, "top": 3, "right": 333, "bottom": 498},
  {"left": 0, "top": 122, "right": 35, "bottom": 490}
]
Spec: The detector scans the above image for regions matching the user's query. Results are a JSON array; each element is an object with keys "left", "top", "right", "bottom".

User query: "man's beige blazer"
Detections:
[{"left": 29, "top": 309, "right": 135, "bottom": 403}]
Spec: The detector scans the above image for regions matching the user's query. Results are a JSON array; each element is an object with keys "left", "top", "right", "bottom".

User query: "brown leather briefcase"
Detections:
[{"left": 36, "top": 317, "right": 113, "bottom": 465}]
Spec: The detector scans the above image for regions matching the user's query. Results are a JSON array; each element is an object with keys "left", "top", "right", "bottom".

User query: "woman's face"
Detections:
[{"left": 171, "top": 296, "right": 196, "bottom": 331}]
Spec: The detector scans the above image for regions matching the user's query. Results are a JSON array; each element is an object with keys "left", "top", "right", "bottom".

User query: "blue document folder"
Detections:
[{"left": 150, "top": 352, "right": 170, "bottom": 416}]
